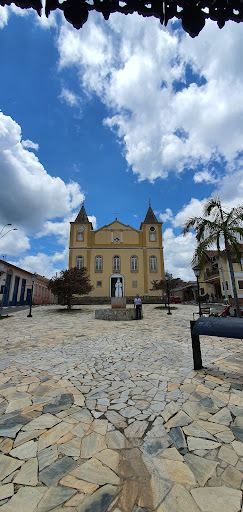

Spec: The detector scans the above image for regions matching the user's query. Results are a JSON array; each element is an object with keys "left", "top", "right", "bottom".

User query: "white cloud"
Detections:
[
  {"left": 193, "top": 170, "right": 218, "bottom": 184},
  {"left": 59, "top": 88, "right": 81, "bottom": 107},
  {"left": 37, "top": 12, "right": 57, "bottom": 29},
  {"left": 58, "top": 17, "right": 113, "bottom": 89},
  {"left": 88, "top": 215, "right": 98, "bottom": 230},
  {"left": 0, "top": 3, "right": 31, "bottom": 29},
  {"left": 22, "top": 139, "right": 39, "bottom": 151},
  {"left": 171, "top": 164, "right": 243, "bottom": 232},
  {"left": 0, "top": 6, "right": 9, "bottom": 28},
  {"left": 0, "top": 228, "right": 30, "bottom": 257},
  {"left": 56, "top": 15, "right": 243, "bottom": 283},
  {"left": 66, "top": 182, "right": 85, "bottom": 210},
  {"left": 0, "top": 111, "right": 100, "bottom": 275},
  {"left": 161, "top": 166, "right": 243, "bottom": 278},
  {"left": 0, "top": 4, "right": 57, "bottom": 30},
  {"left": 163, "top": 228, "right": 196, "bottom": 280},
  {"left": 35, "top": 214, "right": 97, "bottom": 245},
  {"left": 35, "top": 218, "right": 72, "bottom": 246},
  {"left": 0, "top": 111, "right": 85, "bottom": 231},
  {"left": 8, "top": 215, "right": 98, "bottom": 279},
  {"left": 10, "top": 252, "right": 65, "bottom": 279},
  {"left": 57, "top": 14, "right": 243, "bottom": 182},
  {"left": 180, "top": 18, "right": 243, "bottom": 83},
  {"left": 8, "top": 4, "right": 29, "bottom": 17},
  {"left": 159, "top": 208, "right": 173, "bottom": 223},
  {"left": 172, "top": 198, "right": 206, "bottom": 228},
  {"left": 52, "top": 247, "right": 69, "bottom": 263},
  {"left": 215, "top": 166, "right": 243, "bottom": 210},
  {"left": 158, "top": 199, "right": 204, "bottom": 279}
]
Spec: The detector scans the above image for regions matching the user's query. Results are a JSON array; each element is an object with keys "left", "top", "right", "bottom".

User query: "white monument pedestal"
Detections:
[
  {"left": 111, "top": 297, "right": 126, "bottom": 309},
  {"left": 95, "top": 296, "right": 143, "bottom": 320}
]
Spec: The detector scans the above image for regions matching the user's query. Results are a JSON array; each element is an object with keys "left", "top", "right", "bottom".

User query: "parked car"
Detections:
[{"left": 169, "top": 296, "right": 181, "bottom": 303}]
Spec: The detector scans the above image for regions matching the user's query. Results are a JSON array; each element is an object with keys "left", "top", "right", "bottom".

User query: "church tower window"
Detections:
[
  {"left": 150, "top": 226, "right": 156, "bottom": 241},
  {"left": 77, "top": 225, "right": 84, "bottom": 241}
]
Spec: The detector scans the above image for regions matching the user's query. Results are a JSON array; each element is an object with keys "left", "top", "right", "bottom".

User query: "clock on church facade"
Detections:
[{"left": 69, "top": 204, "right": 165, "bottom": 298}]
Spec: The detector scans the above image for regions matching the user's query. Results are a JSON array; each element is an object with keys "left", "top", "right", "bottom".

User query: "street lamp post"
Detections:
[
  {"left": 0, "top": 224, "right": 17, "bottom": 240},
  {"left": 193, "top": 265, "right": 202, "bottom": 317},
  {"left": 27, "top": 274, "right": 37, "bottom": 318},
  {"left": 0, "top": 224, "right": 12, "bottom": 236},
  {"left": 165, "top": 273, "right": 172, "bottom": 315}
]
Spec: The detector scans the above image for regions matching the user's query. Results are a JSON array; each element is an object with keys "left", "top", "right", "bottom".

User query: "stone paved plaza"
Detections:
[{"left": 0, "top": 304, "right": 242, "bottom": 512}]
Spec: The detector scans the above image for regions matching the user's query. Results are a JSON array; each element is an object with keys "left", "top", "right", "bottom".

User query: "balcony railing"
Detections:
[{"left": 204, "top": 268, "right": 219, "bottom": 280}]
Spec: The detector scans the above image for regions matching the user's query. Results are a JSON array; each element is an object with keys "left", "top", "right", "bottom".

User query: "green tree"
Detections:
[
  {"left": 182, "top": 197, "right": 243, "bottom": 317},
  {"left": 151, "top": 272, "right": 183, "bottom": 302},
  {"left": 48, "top": 267, "right": 93, "bottom": 310}
]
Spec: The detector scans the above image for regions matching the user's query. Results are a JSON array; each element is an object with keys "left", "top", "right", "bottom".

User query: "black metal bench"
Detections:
[
  {"left": 190, "top": 317, "right": 243, "bottom": 370},
  {"left": 193, "top": 306, "right": 210, "bottom": 319}
]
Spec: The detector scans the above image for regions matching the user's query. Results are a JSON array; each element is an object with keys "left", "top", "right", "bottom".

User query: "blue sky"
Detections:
[{"left": 0, "top": 7, "right": 243, "bottom": 279}]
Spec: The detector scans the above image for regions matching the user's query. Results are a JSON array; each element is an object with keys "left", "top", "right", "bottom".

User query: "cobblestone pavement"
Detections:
[{"left": 0, "top": 304, "right": 242, "bottom": 512}]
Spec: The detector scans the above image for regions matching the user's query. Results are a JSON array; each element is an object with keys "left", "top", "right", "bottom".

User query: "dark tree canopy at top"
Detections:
[{"left": 2, "top": 0, "right": 243, "bottom": 38}]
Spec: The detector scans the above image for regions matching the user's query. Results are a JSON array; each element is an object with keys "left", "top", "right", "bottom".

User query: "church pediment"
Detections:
[{"left": 95, "top": 220, "right": 139, "bottom": 233}]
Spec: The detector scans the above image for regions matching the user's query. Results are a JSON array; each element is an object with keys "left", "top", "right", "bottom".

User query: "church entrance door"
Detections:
[{"left": 110, "top": 274, "right": 124, "bottom": 297}]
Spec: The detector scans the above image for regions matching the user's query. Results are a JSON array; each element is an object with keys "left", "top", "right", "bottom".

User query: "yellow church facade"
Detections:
[{"left": 69, "top": 204, "right": 165, "bottom": 298}]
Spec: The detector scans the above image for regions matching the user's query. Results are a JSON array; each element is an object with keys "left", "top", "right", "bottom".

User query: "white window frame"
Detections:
[
  {"left": 131, "top": 256, "right": 138, "bottom": 271},
  {"left": 113, "top": 255, "right": 120, "bottom": 271},
  {"left": 76, "top": 256, "right": 83, "bottom": 269},
  {"left": 77, "top": 233, "right": 83, "bottom": 241},
  {"left": 150, "top": 256, "right": 157, "bottom": 272},
  {"left": 95, "top": 256, "right": 102, "bottom": 271},
  {"left": 150, "top": 232, "right": 156, "bottom": 241}
]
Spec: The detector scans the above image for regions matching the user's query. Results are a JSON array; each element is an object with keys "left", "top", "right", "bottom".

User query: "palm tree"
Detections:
[{"left": 182, "top": 197, "right": 243, "bottom": 317}]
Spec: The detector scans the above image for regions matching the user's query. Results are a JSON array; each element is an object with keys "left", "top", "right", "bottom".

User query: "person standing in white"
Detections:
[{"left": 134, "top": 294, "right": 142, "bottom": 320}]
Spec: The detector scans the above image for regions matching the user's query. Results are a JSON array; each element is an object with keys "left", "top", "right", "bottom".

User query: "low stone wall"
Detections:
[
  {"left": 73, "top": 296, "right": 161, "bottom": 305},
  {"left": 95, "top": 308, "right": 143, "bottom": 321}
]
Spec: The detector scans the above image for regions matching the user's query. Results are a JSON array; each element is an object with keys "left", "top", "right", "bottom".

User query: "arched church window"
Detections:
[
  {"left": 95, "top": 256, "right": 103, "bottom": 271},
  {"left": 150, "top": 255, "right": 157, "bottom": 271},
  {"left": 76, "top": 256, "right": 83, "bottom": 269},
  {"left": 131, "top": 256, "right": 138, "bottom": 271},
  {"left": 113, "top": 255, "right": 120, "bottom": 271}
]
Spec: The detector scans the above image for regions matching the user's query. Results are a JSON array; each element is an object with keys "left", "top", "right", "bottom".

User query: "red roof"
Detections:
[{"left": 205, "top": 250, "right": 219, "bottom": 258}]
